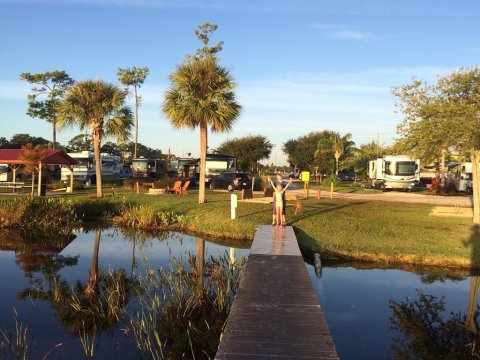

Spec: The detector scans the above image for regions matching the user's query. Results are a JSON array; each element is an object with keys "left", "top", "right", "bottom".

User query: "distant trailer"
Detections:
[
  {"left": 60, "top": 151, "right": 122, "bottom": 183},
  {"left": 369, "top": 155, "right": 420, "bottom": 191},
  {"left": 131, "top": 158, "right": 166, "bottom": 178},
  {"left": 451, "top": 162, "right": 473, "bottom": 194}
]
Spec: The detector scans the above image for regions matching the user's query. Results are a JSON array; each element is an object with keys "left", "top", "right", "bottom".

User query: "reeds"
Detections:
[
  {"left": 0, "top": 309, "right": 28, "bottom": 360},
  {"left": 129, "top": 253, "right": 244, "bottom": 359}
]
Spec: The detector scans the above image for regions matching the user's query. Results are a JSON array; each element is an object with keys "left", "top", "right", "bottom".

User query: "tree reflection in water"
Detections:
[
  {"left": 8, "top": 226, "right": 244, "bottom": 359},
  {"left": 17, "top": 226, "right": 136, "bottom": 359},
  {"left": 389, "top": 288, "right": 480, "bottom": 359}
]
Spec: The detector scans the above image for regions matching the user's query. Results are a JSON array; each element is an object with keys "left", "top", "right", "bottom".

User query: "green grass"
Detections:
[{"left": 0, "top": 186, "right": 476, "bottom": 268}]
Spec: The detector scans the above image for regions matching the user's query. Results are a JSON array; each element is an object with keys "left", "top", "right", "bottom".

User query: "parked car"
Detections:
[
  {"left": 119, "top": 167, "right": 133, "bottom": 179},
  {"left": 338, "top": 171, "right": 356, "bottom": 181},
  {"left": 209, "top": 172, "right": 251, "bottom": 191}
]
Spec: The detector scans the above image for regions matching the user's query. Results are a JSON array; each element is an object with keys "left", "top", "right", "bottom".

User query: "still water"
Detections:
[{"left": 0, "top": 224, "right": 478, "bottom": 359}]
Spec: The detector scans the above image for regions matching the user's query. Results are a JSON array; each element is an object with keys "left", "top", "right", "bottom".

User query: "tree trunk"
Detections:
[
  {"left": 85, "top": 227, "right": 101, "bottom": 296},
  {"left": 31, "top": 172, "right": 35, "bottom": 199},
  {"left": 198, "top": 123, "right": 207, "bottom": 204},
  {"left": 335, "top": 155, "right": 340, "bottom": 176},
  {"left": 441, "top": 147, "right": 447, "bottom": 189},
  {"left": 134, "top": 86, "right": 139, "bottom": 159},
  {"left": 92, "top": 128, "right": 103, "bottom": 198},
  {"left": 52, "top": 116, "right": 56, "bottom": 149},
  {"left": 472, "top": 149, "right": 480, "bottom": 224}
]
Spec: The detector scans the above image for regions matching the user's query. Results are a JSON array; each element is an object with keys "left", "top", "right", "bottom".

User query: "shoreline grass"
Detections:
[{"left": 0, "top": 187, "right": 477, "bottom": 269}]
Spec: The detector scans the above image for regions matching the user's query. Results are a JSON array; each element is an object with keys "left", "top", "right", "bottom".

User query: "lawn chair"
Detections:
[
  {"left": 177, "top": 180, "right": 190, "bottom": 195},
  {"left": 167, "top": 180, "right": 182, "bottom": 194}
]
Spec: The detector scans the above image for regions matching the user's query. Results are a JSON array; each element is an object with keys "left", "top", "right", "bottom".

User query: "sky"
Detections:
[{"left": 0, "top": 0, "right": 479, "bottom": 165}]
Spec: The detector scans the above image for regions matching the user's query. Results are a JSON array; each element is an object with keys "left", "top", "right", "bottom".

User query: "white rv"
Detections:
[
  {"left": 452, "top": 162, "right": 473, "bottom": 194},
  {"left": 369, "top": 155, "right": 420, "bottom": 191},
  {"left": 61, "top": 151, "right": 122, "bottom": 183}
]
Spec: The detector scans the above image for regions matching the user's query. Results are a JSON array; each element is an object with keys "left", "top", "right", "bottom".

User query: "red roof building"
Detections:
[{"left": 0, "top": 149, "right": 77, "bottom": 166}]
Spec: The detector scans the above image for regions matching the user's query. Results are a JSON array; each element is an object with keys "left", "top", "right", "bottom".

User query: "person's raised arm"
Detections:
[{"left": 279, "top": 180, "right": 292, "bottom": 194}]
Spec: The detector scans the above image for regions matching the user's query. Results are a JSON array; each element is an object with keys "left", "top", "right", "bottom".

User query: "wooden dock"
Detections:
[{"left": 215, "top": 225, "right": 338, "bottom": 359}]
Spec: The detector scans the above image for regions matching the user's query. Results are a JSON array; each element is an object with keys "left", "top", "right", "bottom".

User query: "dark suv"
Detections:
[{"left": 209, "top": 173, "right": 251, "bottom": 191}]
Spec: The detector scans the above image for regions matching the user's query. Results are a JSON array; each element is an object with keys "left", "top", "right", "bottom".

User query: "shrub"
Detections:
[
  {"left": 0, "top": 197, "right": 79, "bottom": 230},
  {"left": 254, "top": 175, "right": 267, "bottom": 191},
  {"left": 115, "top": 204, "right": 188, "bottom": 230},
  {"left": 73, "top": 198, "right": 125, "bottom": 219}
]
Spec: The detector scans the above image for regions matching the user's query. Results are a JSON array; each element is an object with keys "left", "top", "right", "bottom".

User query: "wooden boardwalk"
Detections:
[{"left": 215, "top": 225, "right": 338, "bottom": 359}]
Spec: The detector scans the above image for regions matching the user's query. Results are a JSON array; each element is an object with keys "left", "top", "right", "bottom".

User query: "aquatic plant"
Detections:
[
  {"left": 129, "top": 252, "right": 244, "bottom": 359},
  {"left": 0, "top": 309, "right": 28, "bottom": 360}
]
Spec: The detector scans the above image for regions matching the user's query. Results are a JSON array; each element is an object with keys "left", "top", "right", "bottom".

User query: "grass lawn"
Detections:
[{"left": 1, "top": 186, "right": 477, "bottom": 268}]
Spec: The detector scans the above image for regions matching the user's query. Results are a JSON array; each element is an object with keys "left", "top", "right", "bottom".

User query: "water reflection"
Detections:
[
  {"left": 0, "top": 224, "right": 247, "bottom": 359},
  {"left": 389, "top": 287, "right": 480, "bottom": 359},
  {"left": 303, "top": 250, "right": 480, "bottom": 360}
]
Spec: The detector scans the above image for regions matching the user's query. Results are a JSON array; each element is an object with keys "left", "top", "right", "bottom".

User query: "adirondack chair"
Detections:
[
  {"left": 177, "top": 180, "right": 190, "bottom": 195},
  {"left": 168, "top": 180, "right": 182, "bottom": 194}
]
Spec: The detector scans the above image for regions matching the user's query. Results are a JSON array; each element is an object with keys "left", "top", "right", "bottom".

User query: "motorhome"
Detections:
[
  {"left": 452, "top": 162, "right": 473, "bottom": 194},
  {"left": 131, "top": 158, "right": 166, "bottom": 178},
  {"left": 369, "top": 155, "right": 420, "bottom": 191},
  {"left": 203, "top": 154, "right": 237, "bottom": 183},
  {"left": 60, "top": 151, "right": 122, "bottom": 182}
]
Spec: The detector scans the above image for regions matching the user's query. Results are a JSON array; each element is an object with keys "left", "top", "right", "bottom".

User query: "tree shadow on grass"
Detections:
[
  {"left": 463, "top": 225, "right": 480, "bottom": 268},
  {"left": 288, "top": 201, "right": 369, "bottom": 226}
]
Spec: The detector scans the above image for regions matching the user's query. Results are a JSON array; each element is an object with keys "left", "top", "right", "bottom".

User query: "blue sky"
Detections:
[{"left": 0, "top": 0, "right": 479, "bottom": 165}]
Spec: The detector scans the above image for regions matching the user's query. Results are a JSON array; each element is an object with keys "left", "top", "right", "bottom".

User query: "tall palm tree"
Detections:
[
  {"left": 331, "top": 133, "right": 355, "bottom": 176},
  {"left": 58, "top": 80, "right": 133, "bottom": 197},
  {"left": 163, "top": 56, "right": 241, "bottom": 203}
]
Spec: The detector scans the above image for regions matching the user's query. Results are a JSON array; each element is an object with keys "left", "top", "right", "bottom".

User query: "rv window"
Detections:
[
  {"left": 132, "top": 161, "right": 148, "bottom": 169},
  {"left": 385, "top": 161, "right": 416, "bottom": 176}
]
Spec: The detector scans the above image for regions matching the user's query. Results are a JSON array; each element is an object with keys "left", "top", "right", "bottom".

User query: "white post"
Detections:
[{"left": 231, "top": 193, "right": 237, "bottom": 220}]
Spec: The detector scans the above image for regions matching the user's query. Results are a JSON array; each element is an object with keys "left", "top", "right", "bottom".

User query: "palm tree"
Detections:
[
  {"left": 163, "top": 25, "right": 241, "bottom": 204},
  {"left": 58, "top": 80, "right": 133, "bottom": 197},
  {"left": 331, "top": 133, "right": 355, "bottom": 176}
]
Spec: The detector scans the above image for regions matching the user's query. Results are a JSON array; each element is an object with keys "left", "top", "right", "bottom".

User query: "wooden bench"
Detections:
[{"left": 0, "top": 182, "right": 27, "bottom": 193}]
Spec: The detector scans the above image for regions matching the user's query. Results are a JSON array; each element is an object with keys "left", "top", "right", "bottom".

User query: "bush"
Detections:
[
  {"left": 115, "top": 204, "right": 188, "bottom": 230},
  {"left": 49, "top": 179, "right": 86, "bottom": 191},
  {"left": 253, "top": 175, "right": 267, "bottom": 191},
  {"left": 0, "top": 197, "right": 79, "bottom": 230},
  {"left": 73, "top": 198, "right": 125, "bottom": 219}
]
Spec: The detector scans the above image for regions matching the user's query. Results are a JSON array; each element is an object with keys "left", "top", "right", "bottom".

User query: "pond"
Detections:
[{"left": 0, "top": 224, "right": 479, "bottom": 359}]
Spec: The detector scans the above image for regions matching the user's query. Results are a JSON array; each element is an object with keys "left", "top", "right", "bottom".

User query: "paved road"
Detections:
[{"left": 288, "top": 188, "right": 473, "bottom": 207}]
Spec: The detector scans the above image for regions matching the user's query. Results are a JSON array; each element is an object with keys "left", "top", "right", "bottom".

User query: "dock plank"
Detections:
[{"left": 215, "top": 225, "right": 338, "bottom": 360}]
